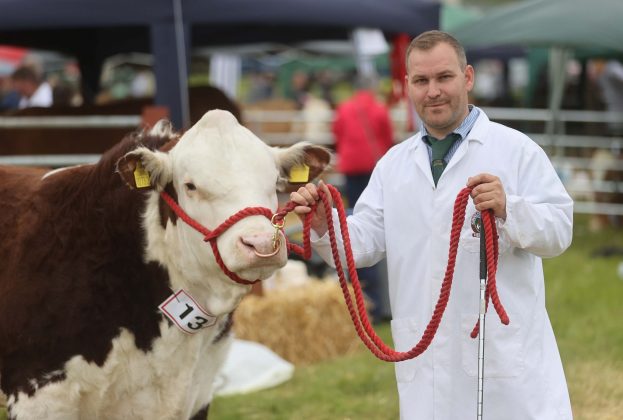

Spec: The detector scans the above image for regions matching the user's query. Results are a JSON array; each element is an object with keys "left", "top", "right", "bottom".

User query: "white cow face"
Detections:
[{"left": 118, "top": 110, "right": 331, "bottom": 300}]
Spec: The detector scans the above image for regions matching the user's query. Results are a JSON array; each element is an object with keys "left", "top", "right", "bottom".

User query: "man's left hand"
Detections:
[{"left": 467, "top": 173, "right": 507, "bottom": 220}]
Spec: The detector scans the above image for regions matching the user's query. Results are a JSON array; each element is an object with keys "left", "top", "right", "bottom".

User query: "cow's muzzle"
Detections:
[{"left": 160, "top": 190, "right": 285, "bottom": 285}]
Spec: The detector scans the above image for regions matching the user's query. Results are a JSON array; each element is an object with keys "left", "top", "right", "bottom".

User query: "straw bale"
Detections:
[{"left": 233, "top": 280, "right": 365, "bottom": 365}]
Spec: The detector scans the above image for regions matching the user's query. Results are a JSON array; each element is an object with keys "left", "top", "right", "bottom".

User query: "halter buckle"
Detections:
[{"left": 270, "top": 214, "right": 285, "bottom": 251}]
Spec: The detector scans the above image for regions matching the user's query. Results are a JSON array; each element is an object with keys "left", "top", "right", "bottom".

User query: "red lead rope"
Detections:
[
  {"left": 284, "top": 184, "right": 510, "bottom": 362},
  {"left": 160, "top": 184, "right": 509, "bottom": 361}
]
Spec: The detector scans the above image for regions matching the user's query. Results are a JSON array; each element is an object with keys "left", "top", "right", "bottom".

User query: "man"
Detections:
[
  {"left": 11, "top": 65, "right": 53, "bottom": 109},
  {"left": 291, "top": 31, "right": 573, "bottom": 419}
]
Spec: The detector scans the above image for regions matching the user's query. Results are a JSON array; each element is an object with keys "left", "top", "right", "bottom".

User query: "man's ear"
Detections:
[
  {"left": 116, "top": 146, "right": 173, "bottom": 191},
  {"left": 275, "top": 143, "right": 333, "bottom": 192}
]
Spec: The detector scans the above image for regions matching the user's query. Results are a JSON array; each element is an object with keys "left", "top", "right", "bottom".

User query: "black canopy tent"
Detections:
[{"left": 0, "top": 0, "right": 440, "bottom": 128}]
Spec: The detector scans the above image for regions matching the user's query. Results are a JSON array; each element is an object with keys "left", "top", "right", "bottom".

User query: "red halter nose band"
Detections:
[{"left": 159, "top": 190, "right": 278, "bottom": 285}]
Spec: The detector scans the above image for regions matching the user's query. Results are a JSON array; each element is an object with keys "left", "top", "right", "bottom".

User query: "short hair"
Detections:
[
  {"left": 11, "top": 66, "right": 41, "bottom": 83},
  {"left": 405, "top": 30, "right": 468, "bottom": 71}
]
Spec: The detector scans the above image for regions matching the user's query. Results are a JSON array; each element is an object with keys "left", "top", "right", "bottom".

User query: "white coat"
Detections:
[{"left": 313, "top": 109, "right": 574, "bottom": 419}]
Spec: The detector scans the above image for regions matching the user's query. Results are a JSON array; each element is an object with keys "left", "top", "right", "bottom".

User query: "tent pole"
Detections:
[
  {"left": 172, "top": 0, "right": 191, "bottom": 129},
  {"left": 546, "top": 47, "right": 571, "bottom": 156}
]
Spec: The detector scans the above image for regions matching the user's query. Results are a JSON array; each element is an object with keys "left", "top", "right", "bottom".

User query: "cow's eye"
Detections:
[{"left": 185, "top": 182, "right": 196, "bottom": 191}]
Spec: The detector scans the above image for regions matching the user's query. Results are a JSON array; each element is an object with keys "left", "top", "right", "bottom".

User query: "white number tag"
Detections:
[{"left": 159, "top": 289, "right": 217, "bottom": 334}]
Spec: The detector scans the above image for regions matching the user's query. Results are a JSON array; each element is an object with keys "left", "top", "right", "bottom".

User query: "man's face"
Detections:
[{"left": 405, "top": 42, "right": 474, "bottom": 139}]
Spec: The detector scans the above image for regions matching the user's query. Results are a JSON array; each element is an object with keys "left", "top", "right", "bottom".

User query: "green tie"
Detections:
[{"left": 429, "top": 133, "right": 460, "bottom": 186}]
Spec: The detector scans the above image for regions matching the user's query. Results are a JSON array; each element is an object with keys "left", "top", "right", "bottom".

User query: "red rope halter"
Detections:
[
  {"left": 160, "top": 191, "right": 274, "bottom": 285},
  {"left": 160, "top": 184, "right": 509, "bottom": 362}
]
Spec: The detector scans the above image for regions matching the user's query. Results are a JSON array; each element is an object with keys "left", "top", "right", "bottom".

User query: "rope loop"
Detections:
[
  {"left": 159, "top": 183, "right": 509, "bottom": 360},
  {"left": 287, "top": 184, "right": 510, "bottom": 362}
]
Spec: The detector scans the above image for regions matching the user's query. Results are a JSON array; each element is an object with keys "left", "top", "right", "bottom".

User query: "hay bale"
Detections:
[{"left": 233, "top": 280, "right": 364, "bottom": 365}]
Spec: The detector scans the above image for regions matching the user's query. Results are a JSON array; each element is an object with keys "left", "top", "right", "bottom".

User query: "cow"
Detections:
[{"left": 0, "top": 109, "right": 331, "bottom": 420}]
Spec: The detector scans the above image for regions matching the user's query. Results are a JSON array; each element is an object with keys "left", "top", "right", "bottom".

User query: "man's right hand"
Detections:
[{"left": 290, "top": 180, "right": 332, "bottom": 236}]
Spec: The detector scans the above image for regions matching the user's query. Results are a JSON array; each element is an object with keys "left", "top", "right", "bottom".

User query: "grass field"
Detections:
[
  {"left": 544, "top": 216, "right": 623, "bottom": 420},
  {"left": 2, "top": 216, "right": 621, "bottom": 420}
]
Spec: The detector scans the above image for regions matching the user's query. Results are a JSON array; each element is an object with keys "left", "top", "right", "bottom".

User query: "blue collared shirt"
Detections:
[{"left": 421, "top": 105, "right": 480, "bottom": 165}]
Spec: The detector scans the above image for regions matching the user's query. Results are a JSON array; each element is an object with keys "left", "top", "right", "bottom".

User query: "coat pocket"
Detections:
[
  {"left": 460, "top": 217, "right": 510, "bottom": 255},
  {"left": 390, "top": 317, "right": 425, "bottom": 383},
  {"left": 460, "top": 227, "right": 482, "bottom": 253},
  {"left": 461, "top": 313, "right": 524, "bottom": 378}
]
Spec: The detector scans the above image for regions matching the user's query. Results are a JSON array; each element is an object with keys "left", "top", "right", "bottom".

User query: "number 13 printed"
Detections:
[{"left": 159, "top": 289, "right": 217, "bottom": 334}]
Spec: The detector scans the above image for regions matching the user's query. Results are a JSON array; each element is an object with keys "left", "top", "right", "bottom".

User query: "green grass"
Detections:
[
  {"left": 211, "top": 324, "right": 398, "bottom": 420},
  {"left": 545, "top": 215, "right": 623, "bottom": 420},
  {"left": 2, "top": 216, "right": 622, "bottom": 420}
]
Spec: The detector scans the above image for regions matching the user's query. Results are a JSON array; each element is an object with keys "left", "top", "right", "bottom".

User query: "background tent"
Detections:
[
  {"left": 441, "top": 3, "right": 525, "bottom": 62},
  {"left": 450, "top": 0, "right": 623, "bottom": 134},
  {"left": 450, "top": 0, "right": 623, "bottom": 53},
  {"left": 0, "top": 46, "right": 28, "bottom": 76},
  {"left": 0, "top": 0, "right": 440, "bottom": 128}
]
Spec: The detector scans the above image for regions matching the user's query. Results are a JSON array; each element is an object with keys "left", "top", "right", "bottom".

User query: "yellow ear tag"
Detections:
[
  {"left": 133, "top": 161, "right": 151, "bottom": 188},
  {"left": 289, "top": 164, "right": 310, "bottom": 183}
]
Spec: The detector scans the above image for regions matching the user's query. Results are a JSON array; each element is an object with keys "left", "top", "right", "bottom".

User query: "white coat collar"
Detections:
[
  {"left": 406, "top": 108, "right": 490, "bottom": 187},
  {"left": 408, "top": 106, "right": 489, "bottom": 152},
  {"left": 463, "top": 107, "right": 489, "bottom": 144}
]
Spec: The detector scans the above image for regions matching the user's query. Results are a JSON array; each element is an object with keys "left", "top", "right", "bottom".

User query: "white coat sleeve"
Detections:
[
  {"left": 497, "top": 142, "right": 573, "bottom": 258},
  {"left": 311, "top": 165, "right": 387, "bottom": 268}
]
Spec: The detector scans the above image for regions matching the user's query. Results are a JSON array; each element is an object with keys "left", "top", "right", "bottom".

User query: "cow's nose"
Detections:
[{"left": 240, "top": 232, "right": 281, "bottom": 258}]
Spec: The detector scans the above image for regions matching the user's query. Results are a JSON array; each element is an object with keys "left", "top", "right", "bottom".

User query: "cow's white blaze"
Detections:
[{"left": 142, "top": 110, "right": 290, "bottom": 316}]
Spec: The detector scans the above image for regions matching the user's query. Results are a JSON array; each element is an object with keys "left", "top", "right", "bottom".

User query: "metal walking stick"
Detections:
[{"left": 477, "top": 215, "right": 487, "bottom": 420}]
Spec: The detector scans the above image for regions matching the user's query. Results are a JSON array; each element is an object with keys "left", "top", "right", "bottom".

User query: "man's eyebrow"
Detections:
[
  {"left": 410, "top": 70, "right": 454, "bottom": 80},
  {"left": 437, "top": 69, "right": 455, "bottom": 76}
]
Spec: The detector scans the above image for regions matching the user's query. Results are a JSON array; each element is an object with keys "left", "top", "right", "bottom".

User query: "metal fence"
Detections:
[
  {"left": 1, "top": 107, "right": 622, "bottom": 216},
  {"left": 243, "top": 107, "right": 623, "bottom": 217}
]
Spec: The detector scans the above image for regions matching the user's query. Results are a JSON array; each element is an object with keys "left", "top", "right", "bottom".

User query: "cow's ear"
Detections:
[
  {"left": 116, "top": 147, "right": 172, "bottom": 191},
  {"left": 275, "top": 143, "right": 333, "bottom": 192}
]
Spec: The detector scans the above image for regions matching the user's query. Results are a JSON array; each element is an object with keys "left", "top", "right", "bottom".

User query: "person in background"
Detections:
[
  {"left": 247, "top": 71, "right": 275, "bottom": 104},
  {"left": 11, "top": 65, "right": 53, "bottom": 109},
  {"left": 332, "top": 74, "right": 394, "bottom": 322},
  {"left": 291, "top": 30, "right": 573, "bottom": 419},
  {"left": 289, "top": 71, "right": 333, "bottom": 144},
  {"left": 289, "top": 70, "right": 311, "bottom": 110},
  {"left": 0, "top": 75, "right": 20, "bottom": 111},
  {"left": 597, "top": 59, "right": 623, "bottom": 135}
]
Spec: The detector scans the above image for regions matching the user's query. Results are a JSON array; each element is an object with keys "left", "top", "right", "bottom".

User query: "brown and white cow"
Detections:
[{"left": 0, "top": 109, "right": 330, "bottom": 420}]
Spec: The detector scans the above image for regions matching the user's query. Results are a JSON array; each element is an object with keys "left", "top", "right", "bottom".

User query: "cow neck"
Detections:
[
  {"left": 159, "top": 190, "right": 275, "bottom": 285},
  {"left": 0, "top": 138, "right": 177, "bottom": 397}
]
